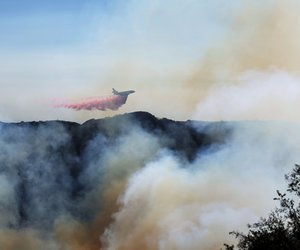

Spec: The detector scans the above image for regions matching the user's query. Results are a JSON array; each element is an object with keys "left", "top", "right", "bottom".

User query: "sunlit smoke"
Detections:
[
  {"left": 193, "top": 70, "right": 300, "bottom": 121},
  {"left": 101, "top": 121, "right": 300, "bottom": 250}
]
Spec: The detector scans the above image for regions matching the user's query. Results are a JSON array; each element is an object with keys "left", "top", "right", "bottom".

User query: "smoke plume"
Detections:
[
  {"left": 0, "top": 113, "right": 299, "bottom": 249},
  {"left": 193, "top": 70, "right": 300, "bottom": 121},
  {"left": 101, "top": 120, "right": 300, "bottom": 249},
  {"left": 2, "top": 0, "right": 300, "bottom": 249}
]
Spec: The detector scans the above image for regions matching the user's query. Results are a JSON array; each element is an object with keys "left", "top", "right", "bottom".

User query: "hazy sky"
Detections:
[{"left": 1, "top": 0, "right": 300, "bottom": 122}]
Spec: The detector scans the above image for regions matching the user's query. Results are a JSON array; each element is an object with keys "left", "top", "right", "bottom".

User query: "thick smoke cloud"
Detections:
[
  {"left": 1, "top": 114, "right": 299, "bottom": 250},
  {"left": 101, "top": 156, "right": 257, "bottom": 250},
  {"left": 0, "top": 117, "right": 164, "bottom": 249},
  {"left": 1, "top": 0, "right": 300, "bottom": 249},
  {"left": 101, "top": 121, "right": 300, "bottom": 249},
  {"left": 0, "top": 122, "right": 75, "bottom": 250}
]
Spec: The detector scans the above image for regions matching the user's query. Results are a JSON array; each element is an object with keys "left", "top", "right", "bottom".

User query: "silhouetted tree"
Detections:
[{"left": 224, "top": 164, "right": 300, "bottom": 250}]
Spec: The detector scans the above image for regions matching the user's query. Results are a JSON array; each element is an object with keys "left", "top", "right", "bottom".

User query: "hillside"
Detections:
[
  {"left": 1, "top": 112, "right": 299, "bottom": 250},
  {"left": 0, "top": 112, "right": 232, "bottom": 250}
]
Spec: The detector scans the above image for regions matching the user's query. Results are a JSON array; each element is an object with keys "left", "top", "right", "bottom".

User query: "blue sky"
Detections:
[
  {"left": 3, "top": 1, "right": 216, "bottom": 50},
  {"left": 0, "top": 0, "right": 112, "bottom": 50},
  {"left": 0, "top": 0, "right": 235, "bottom": 53}
]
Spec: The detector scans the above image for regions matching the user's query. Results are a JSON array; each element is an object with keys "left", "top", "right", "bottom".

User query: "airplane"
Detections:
[
  {"left": 112, "top": 88, "right": 135, "bottom": 96},
  {"left": 55, "top": 88, "right": 135, "bottom": 111}
]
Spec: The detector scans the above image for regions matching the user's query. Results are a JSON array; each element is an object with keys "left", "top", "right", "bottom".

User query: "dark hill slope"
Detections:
[{"left": 0, "top": 112, "right": 230, "bottom": 231}]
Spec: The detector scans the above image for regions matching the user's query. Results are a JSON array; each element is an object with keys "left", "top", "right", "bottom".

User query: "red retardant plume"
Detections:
[{"left": 55, "top": 95, "right": 128, "bottom": 111}]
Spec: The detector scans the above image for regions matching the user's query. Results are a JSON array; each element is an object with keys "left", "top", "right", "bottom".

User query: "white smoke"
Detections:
[
  {"left": 193, "top": 70, "right": 300, "bottom": 121},
  {"left": 102, "top": 119, "right": 300, "bottom": 249}
]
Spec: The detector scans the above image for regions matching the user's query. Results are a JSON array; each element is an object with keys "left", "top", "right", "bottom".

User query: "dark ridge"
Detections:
[
  {"left": 78, "top": 111, "right": 229, "bottom": 161},
  {"left": 0, "top": 112, "right": 231, "bottom": 229}
]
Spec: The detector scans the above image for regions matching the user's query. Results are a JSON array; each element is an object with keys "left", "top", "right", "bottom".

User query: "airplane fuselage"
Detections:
[{"left": 112, "top": 88, "right": 135, "bottom": 96}]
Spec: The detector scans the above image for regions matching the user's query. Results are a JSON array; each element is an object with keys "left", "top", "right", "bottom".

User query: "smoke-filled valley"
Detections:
[
  {"left": 0, "top": 111, "right": 299, "bottom": 250},
  {"left": 2, "top": 1, "right": 300, "bottom": 249}
]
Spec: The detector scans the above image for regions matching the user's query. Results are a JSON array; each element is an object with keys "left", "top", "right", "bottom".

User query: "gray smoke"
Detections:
[{"left": 0, "top": 113, "right": 297, "bottom": 249}]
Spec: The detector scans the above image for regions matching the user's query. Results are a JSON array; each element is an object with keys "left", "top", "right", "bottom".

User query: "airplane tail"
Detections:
[{"left": 112, "top": 88, "right": 119, "bottom": 95}]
